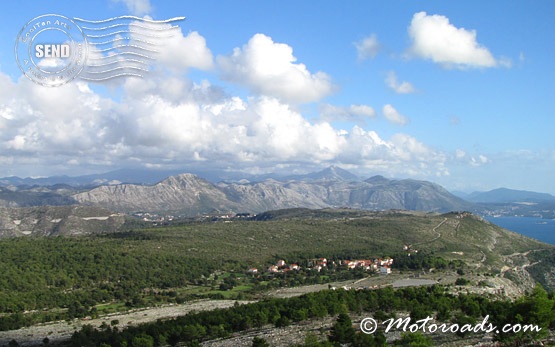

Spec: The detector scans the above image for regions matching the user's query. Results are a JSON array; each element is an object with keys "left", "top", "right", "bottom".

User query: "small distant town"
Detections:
[
  {"left": 131, "top": 211, "right": 254, "bottom": 224},
  {"left": 247, "top": 256, "right": 396, "bottom": 276}
]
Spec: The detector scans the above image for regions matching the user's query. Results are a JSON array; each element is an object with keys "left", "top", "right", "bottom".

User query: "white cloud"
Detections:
[
  {"left": 1, "top": 27, "right": 465, "bottom": 181},
  {"left": 319, "top": 103, "right": 376, "bottom": 125},
  {"left": 455, "top": 149, "right": 466, "bottom": 159},
  {"left": 37, "top": 58, "right": 66, "bottom": 69},
  {"left": 407, "top": 12, "right": 501, "bottom": 69},
  {"left": 0, "top": 69, "right": 452, "bottom": 179},
  {"left": 382, "top": 104, "right": 409, "bottom": 126},
  {"left": 336, "top": 127, "right": 448, "bottom": 177},
  {"left": 390, "top": 133, "right": 440, "bottom": 162},
  {"left": 6, "top": 135, "right": 26, "bottom": 150},
  {"left": 113, "top": 0, "right": 152, "bottom": 16},
  {"left": 470, "top": 154, "right": 490, "bottom": 167},
  {"left": 156, "top": 31, "right": 214, "bottom": 72},
  {"left": 217, "top": 33, "right": 334, "bottom": 103},
  {"left": 453, "top": 149, "right": 489, "bottom": 167},
  {"left": 0, "top": 77, "right": 117, "bottom": 167},
  {"left": 385, "top": 71, "right": 415, "bottom": 94},
  {"left": 349, "top": 104, "right": 375, "bottom": 118},
  {"left": 80, "top": 23, "right": 212, "bottom": 84},
  {"left": 354, "top": 34, "right": 380, "bottom": 60}
]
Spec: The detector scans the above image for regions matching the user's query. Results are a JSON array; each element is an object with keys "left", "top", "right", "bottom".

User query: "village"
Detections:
[{"left": 246, "top": 256, "right": 395, "bottom": 276}]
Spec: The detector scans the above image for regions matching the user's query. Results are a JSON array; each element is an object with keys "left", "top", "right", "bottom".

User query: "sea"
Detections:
[{"left": 484, "top": 216, "right": 555, "bottom": 245}]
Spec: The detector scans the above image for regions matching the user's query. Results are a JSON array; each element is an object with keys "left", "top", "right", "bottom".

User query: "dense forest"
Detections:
[
  {"left": 66, "top": 285, "right": 555, "bottom": 347},
  {"left": 0, "top": 232, "right": 455, "bottom": 331},
  {"left": 0, "top": 235, "right": 219, "bottom": 330}
]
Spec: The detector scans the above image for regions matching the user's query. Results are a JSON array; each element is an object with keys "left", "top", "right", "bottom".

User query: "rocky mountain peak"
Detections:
[
  {"left": 365, "top": 175, "right": 390, "bottom": 185},
  {"left": 72, "top": 169, "right": 471, "bottom": 215},
  {"left": 160, "top": 173, "right": 202, "bottom": 185}
]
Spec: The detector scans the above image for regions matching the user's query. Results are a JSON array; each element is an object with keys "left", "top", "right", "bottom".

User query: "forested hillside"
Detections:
[{"left": 0, "top": 209, "right": 553, "bottom": 345}]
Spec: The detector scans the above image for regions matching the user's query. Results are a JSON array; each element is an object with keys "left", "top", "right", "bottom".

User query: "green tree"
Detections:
[
  {"left": 502, "top": 284, "right": 555, "bottom": 344},
  {"left": 455, "top": 278, "right": 470, "bottom": 286},
  {"left": 352, "top": 332, "right": 385, "bottom": 347},
  {"left": 303, "top": 333, "right": 322, "bottom": 347},
  {"left": 452, "top": 312, "right": 476, "bottom": 338},
  {"left": 275, "top": 316, "right": 290, "bottom": 328},
  {"left": 329, "top": 313, "right": 355, "bottom": 346},
  {"left": 252, "top": 336, "right": 270, "bottom": 347},
  {"left": 395, "top": 332, "right": 433, "bottom": 346},
  {"left": 131, "top": 334, "right": 154, "bottom": 347}
]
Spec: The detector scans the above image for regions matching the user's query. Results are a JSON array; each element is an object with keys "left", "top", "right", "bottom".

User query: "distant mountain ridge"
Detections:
[
  {"left": 285, "top": 165, "right": 361, "bottom": 182},
  {"left": 467, "top": 188, "right": 555, "bottom": 203},
  {"left": 0, "top": 168, "right": 282, "bottom": 187},
  {"left": 72, "top": 167, "right": 472, "bottom": 215},
  {"left": 5, "top": 167, "right": 555, "bottom": 217},
  {"left": 0, "top": 185, "right": 78, "bottom": 207},
  {"left": 75, "top": 174, "right": 237, "bottom": 215}
]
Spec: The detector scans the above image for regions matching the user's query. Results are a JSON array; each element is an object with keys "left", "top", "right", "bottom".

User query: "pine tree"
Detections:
[{"left": 329, "top": 312, "right": 355, "bottom": 345}]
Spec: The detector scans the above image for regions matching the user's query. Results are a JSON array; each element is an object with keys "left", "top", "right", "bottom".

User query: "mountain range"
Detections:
[
  {"left": 65, "top": 167, "right": 472, "bottom": 215},
  {"left": 464, "top": 187, "right": 555, "bottom": 204},
  {"left": 1, "top": 166, "right": 554, "bottom": 217}
]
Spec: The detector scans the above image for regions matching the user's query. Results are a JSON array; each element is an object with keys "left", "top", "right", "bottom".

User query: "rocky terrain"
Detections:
[
  {"left": 0, "top": 300, "right": 248, "bottom": 347},
  {"left": 3, "top": 166, "right": 555, "bottom": 219},
  {"left": 0, "top": 205, "right": 126, "bottom": 237},
  {"left": 72, "top": 168, "right": 471, "bottom": 215},
  {"left": 73, "top": 174, "right": 238, "bottom": 215}
]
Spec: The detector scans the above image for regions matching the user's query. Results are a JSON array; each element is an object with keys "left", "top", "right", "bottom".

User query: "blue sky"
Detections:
[{"left": 0, "top": 0, "right": 554, "bottom": 194}]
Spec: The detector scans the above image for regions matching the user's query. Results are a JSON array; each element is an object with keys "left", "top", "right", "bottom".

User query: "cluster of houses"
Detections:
[
  {"left": 341, "top": 257, "right": 394, "bottom": 274},
  {"left": 403, "top": 244, "right": 419, "bottom": 256},
  {"left": 132, "top": 212, "right": 174, "bottom": 223},
  {"left": 247, "top": 256, "right": 394, "bottom": 275}
]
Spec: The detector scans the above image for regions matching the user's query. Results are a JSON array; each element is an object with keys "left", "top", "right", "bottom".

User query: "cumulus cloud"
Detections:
[
  {"left": 385, "top": 71, "right": 415, "bottom": 94},
  {"left": 319, "top": 103, "right": 376, "bottom": 125},
  {"left": 354, "top": 34, "right": 381, "bottom": 61},
  {"left": 79, "top": 19, "right": 211, "bottom": 85},
  {"left": 382, "top": 104, "right": 409, "bottom": 126},
  {"left": 0, "top": 68, "right": 452, "bottom": 179},
  {"left": 336, "top": 127, "right": 449, "bottom": 177},
  {"left": 1, "top": 29, "right": 462, "bottom": 180},
  {"left": 0, "top": 76, "right": 118, "bottom": 173},
  {"left": 112, "top": 0, "right": 152, "bottom": 16},
  {"left": 407, "top": 11, "right": 502, "bottom": 69},
  {"left": 156, "top": 30, "right": 214, "bottom": 72},
  {"left": 217, "top": 33, "right": 334, "bottom": 103}
]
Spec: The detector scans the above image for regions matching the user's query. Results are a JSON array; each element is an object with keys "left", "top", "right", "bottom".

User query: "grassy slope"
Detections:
[{"left": 124, "top": 210, "right": 551, "bottom": 269}]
